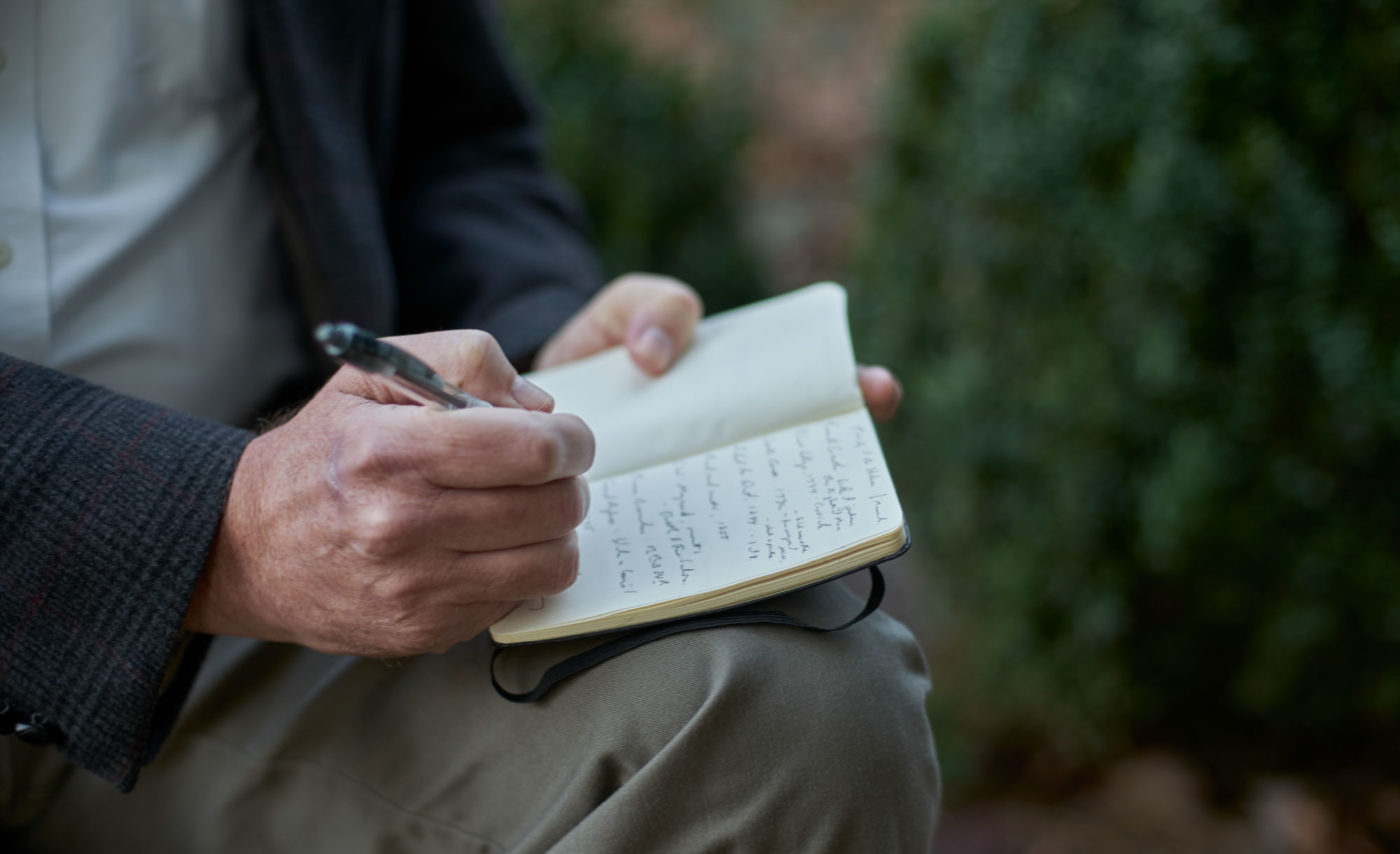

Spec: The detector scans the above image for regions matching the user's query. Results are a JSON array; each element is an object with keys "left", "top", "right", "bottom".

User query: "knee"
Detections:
[
  {"left": 709, "top": 609, "right": 938, "bottom": 787},
  {"left": 575, "top": 589, "right": 941, "bottom": 812}
]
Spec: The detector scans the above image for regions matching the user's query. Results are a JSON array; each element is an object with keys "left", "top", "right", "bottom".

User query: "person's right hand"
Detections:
[{"left": 184, "top": 330, "right": 595, "bottom": 657}]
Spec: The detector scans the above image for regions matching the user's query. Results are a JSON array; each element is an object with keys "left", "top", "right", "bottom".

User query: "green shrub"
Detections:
[
  {"left": 503, "top": 0, "right": 765, "bottom": 312},
  {"left": 856, "top": 0, "right": 1400, "bottom": 788}
]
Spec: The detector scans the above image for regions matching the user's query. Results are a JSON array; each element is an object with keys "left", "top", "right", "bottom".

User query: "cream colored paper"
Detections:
[
  {"left": 524, "top": 283, "right": 863, "bottom": 481},
  {"left": 491, "top": 283, "right": 905, "bottom": 644},
  {"left": 490, "top": 409, "right": 904, "bottom": 644}
]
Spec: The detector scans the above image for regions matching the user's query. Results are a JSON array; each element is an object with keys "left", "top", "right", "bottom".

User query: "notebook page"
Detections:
[
  {"left": 490, "top": 408, "right": 903, "bottom": 642},
  {"left": 524, "top": 283, "right": 864, "bottom": 481}
]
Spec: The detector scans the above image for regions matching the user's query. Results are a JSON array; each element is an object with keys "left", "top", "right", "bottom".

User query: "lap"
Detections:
[{"left": 5, "top": 582, "right": 939, "bottom": 853}]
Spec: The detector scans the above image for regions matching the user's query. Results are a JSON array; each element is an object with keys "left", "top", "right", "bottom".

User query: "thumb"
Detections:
[
  {"left": 537, "top": 274, "right": 704, "bottom": 375},
  {"left": 615, "top": 275, "right": 704, "bottom": 375}
]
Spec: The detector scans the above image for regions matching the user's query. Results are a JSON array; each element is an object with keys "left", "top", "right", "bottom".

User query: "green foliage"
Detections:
[
  {"left": 502, "top": 0, "right": 765, "bottom": 312},
  {"left": 856, "top": 0, "right": 1400, "bottom": 786}
]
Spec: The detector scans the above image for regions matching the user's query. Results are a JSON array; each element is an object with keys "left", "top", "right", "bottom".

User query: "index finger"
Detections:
[{"left": 351, "top": 406, "right": 596, "bottom": 488}]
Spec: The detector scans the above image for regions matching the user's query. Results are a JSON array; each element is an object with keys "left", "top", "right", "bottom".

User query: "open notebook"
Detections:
[{"left": 489, "top": 283, "right": 907, "bottom": 645}]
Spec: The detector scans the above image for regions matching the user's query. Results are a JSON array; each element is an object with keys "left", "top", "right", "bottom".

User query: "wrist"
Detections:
[{"left": 184, "top": 432, "right": 275, "bottom": 639}]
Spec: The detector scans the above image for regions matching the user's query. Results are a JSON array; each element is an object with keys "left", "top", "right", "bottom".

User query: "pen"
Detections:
[{"left": 314, "top": 322, "right": 492, "bottom": 410}]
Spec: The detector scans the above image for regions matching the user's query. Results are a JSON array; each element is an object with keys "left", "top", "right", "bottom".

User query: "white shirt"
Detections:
[{"left": 0, "top": 0, "right": 304, "bottom": 424}]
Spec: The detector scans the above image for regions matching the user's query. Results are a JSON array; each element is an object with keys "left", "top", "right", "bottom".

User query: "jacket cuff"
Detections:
[{"left": 0, "top": 356, "right": 251, "bottom": 791}]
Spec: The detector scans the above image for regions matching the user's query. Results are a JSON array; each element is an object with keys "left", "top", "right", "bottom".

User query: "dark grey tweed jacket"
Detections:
[{"left": 0, "top": 0, "right": 601, "bottom": 792}]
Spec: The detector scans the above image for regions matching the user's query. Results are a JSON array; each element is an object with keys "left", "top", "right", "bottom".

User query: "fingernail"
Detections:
[
  {"left": 512, "top": 376, "right": 554, "bottom": 411},
  {"left": 635, "top": 326, "right": 674, "bottom": 373}
]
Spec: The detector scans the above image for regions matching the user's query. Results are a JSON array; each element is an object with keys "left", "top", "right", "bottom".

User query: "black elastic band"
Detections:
[{"left": 491, "top": 567, "right": 886, "bottom": 703}]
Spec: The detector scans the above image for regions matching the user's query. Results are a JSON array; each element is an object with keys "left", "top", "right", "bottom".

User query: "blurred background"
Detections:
[{"left": 502, "top": 0, "right": 1400, "bottom": 850}]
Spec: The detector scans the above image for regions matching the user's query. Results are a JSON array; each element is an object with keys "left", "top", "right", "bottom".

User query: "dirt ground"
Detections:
[{"left": 935, "top": 753, "right": 1400, "bottom": 854}]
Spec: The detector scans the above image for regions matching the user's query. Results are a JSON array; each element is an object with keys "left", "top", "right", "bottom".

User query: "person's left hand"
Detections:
[
  {"left": 535, "top": 273, "right": 904, "bottom": 422},
  {"left": 536, "top": 274, "right": 704, "bottom": 376}
]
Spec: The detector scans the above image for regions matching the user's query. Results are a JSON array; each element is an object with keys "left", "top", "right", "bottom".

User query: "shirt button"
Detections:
[{"left": 0, "top": 240, "right": 12, "bottom": 270}]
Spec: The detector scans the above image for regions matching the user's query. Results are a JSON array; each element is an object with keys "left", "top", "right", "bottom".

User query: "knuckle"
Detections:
[
  {"left": 611, "top": 272, "right": 653, "bottom": 292},
  {"left": 520, "top": 427, "right": 565, "bottom": 480},
  {"left": 542, "top": 535, "right": 581, "bottom": 593},
  {"left": 461, "top": 329, "right": 495, "bottom": 349},
  {"left": 667, "top": 281, "right": 704, "bottom": 318},
  {"left": 566, "top": 477, "right": 591, "bottom": 527},
  {"left": 550, "top": 414, "right": 595, "bottom": 475},
  {"left": 536, "top": 477, "right": 589, "bottom": 532},
  {"left": 337, "top": 429, "right": 391, "bottom": 480},
  {"left": 619, "top": 273, "right": 703, "bottom": 316},
  {"left": 358, "top": 567, "right": 414, "bottom": 609},
  {"left": 335, "top": 419, "right": 418, "bottom": 487},
  {"left": 456, "top": 330, "right": 496, "bottom": 382},
  {"left": 348, "top": 501, "right": 411, "bottom": 559}
]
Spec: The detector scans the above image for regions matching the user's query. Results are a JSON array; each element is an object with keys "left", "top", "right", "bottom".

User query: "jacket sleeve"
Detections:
[
  {"left": 0, "top": 354, "right": 251, "bottom": 791},
  {"left": 388, "top": 0, "right": 604, "bottom": 366}
]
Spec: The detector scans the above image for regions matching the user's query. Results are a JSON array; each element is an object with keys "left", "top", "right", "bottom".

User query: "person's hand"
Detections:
[
  {"left": 535, "top": 273, "right": 704, "bottom": 375},
  {"left": 185, "top": 331, "right": 595, "bottom": 657},
  {"left": 858, "top": 364, "right": 903, "bottom": 423},
  {"left": 538, "top": 272, "right": 905, "bottom": 422}
]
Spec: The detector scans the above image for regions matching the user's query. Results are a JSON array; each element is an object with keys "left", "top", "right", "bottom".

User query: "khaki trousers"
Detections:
[{"left": 2, "top": 583, "right": 940, "bottom": 852}]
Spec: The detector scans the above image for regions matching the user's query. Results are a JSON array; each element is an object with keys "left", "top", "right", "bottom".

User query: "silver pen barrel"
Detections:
[{"left": 315, "top": 323, "right": 491, "bottom": 410}]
